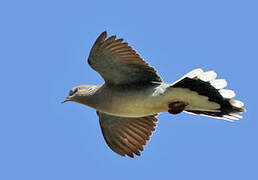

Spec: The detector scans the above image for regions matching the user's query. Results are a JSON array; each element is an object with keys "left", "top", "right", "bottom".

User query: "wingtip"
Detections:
[
  {"left": 90, "top": 31, "right": 107, "bottom": 54},
  {"left": 101, "top": 31, "right": 107, "bottom": 38},
  {"left": 96, "top": 31, "right": 107, "bottom": 43}
]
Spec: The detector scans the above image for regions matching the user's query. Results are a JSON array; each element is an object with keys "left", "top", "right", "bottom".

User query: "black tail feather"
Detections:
[{"left": 172, "top": 69, "right": 246, "bottom": 121}]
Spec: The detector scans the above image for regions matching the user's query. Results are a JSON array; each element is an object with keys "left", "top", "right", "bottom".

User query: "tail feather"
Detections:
[{"left": 172, "top": 68, "right": 246, "bottom": 121}]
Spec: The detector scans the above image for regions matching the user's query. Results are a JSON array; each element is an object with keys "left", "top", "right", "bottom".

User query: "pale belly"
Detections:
[
  {"left": 108, "top": 95, "right": 167, "bottom": 117},
  {"left": 90, "top": 83, "right": 220, "bottom": 118},
  {"left": 96, "top": 84, "right": 171, "bottom": 117}
]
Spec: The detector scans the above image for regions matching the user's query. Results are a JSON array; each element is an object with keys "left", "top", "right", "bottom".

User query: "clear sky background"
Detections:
[{"left": 0, "top": 0, "right": 257, "bottom": 180}]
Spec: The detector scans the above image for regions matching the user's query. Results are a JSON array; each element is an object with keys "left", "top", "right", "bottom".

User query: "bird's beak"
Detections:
[{"left": 61, "top": 97, "right": 71, "bottom": 103}]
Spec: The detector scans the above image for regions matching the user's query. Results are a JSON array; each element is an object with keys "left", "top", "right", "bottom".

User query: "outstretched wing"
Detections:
[
  {"left": 88, "top": 31, "right": 162, "bottom": 85},
  {"left": 97, "top": 111, "right": 158, "bottom": 158}
]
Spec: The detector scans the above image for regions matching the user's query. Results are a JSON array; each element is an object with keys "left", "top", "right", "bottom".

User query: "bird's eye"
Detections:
[
  {"left": 69, "top": 88, "right": 79, "bottom": 96},
  {"left": 69, "top": 90, "right": 74, "bottom": 96}
]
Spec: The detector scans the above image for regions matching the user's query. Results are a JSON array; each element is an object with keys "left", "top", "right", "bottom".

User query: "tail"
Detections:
[{"left": 171, "top": 68, "right": 246, "bottom": 121}]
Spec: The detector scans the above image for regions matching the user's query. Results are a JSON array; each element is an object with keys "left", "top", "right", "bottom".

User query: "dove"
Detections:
[{"left": 62, "top": 31, "right": 246, "bottom": 158}]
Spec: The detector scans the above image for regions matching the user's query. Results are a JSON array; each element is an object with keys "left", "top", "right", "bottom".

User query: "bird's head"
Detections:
[{"left": 61, "top": 85, "right": 97, "bottom": 104}]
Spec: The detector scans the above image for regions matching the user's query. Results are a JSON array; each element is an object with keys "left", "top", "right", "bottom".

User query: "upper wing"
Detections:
[
  {"left": 88, "top": 31, "right": 162, "bottom": 85},
  {"left": 97, "top": 111, "right": 158, "bottom": 158}
]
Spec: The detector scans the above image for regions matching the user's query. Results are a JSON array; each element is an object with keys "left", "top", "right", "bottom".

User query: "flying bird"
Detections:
[{"left": 62, "top": 31, "right": 246, "bottom": 158}]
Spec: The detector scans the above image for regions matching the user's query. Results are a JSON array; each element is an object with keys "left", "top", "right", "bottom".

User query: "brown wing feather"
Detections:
[
  {"left": 88, "top": 31, "right": 162, "bottom": 85},
  {"left": 98, "top": 111, "right": 158, "bottom": 158}
]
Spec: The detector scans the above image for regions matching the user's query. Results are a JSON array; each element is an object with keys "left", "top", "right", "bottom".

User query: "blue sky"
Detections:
[{"left": 0, "top": 0, "right": 257, "bottom": 179}]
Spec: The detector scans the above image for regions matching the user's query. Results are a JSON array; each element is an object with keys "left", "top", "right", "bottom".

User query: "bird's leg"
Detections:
[{"left": 168, "top": 101, "right": 188, "bottom": 114}]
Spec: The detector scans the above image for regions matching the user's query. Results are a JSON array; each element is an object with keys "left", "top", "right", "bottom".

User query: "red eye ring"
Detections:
[{"left": 74, "top": 87, "right": 79, "bottom": 93}]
